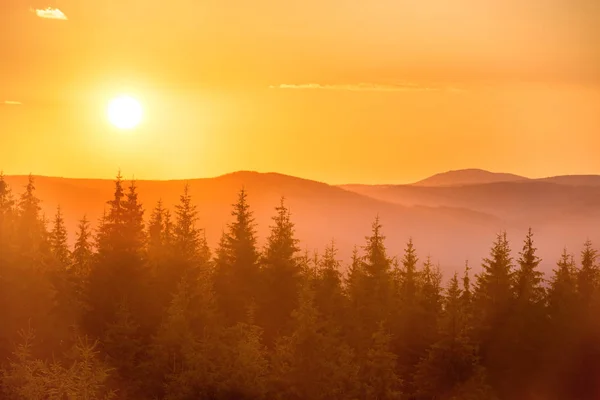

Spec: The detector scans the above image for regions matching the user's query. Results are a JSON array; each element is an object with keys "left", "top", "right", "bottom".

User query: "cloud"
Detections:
[
  {"left": 269, "top": 82, "right": 464, "bottom": 93},
  {"left": 3, "top": 101, "right": 22, "bottom": 105},
  {"left": 33, "top": 7, "right": 68, "bottom": 20}
]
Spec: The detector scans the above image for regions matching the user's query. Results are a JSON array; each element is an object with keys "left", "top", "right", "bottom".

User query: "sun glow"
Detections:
[{"left": 107, "top": 95, "right": 143, "bottom": 129}]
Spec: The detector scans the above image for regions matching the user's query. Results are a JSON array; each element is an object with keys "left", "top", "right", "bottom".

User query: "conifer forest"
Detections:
[{"left": 1, "top": 173, "right": 599, "bottom": 400}]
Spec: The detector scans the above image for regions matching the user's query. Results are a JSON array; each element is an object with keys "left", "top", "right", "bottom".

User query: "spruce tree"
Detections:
[
  {"left": 147, "top": 199, "right": 166, "bottom": 268},
  {"left": 214, "top": 189, "right": 262, "bottom": 325},
  {"left": 314, "top": 240, "right": 346, "bottom": 325},
  {"left": 508, "top": 229, "right": 547, "bottom": 396},
  {"left": 360, "top": 217, "right": 394, "bottom": 328},
  {"left": 271, "top": 283, "right": 358, "bottom": 400},
  {"left": 16, "top": 174, "right": 49, "bottom": 269},
  {"left": 174, "top": 183, "right": 201, "bottom": 266},
  {"left": 473, "top": 231, "right": 515, "bottom": 398},
  {"left": 49, "top": 206, "right": 70, "bottom": 269},
  {"left": 72, "top": 215, "right": 93, "bottom": 279},
  {"left": 414, "top": 273, "right": 493, "bottom": 400},
  {"left": 360, "top": 322, "right": 402, "bottom": 400},
  {"left": 259, "top": 197, "right": 301, "bottom": 345},
  {"left": 543, "top": 248, "right": 580, "bottom": 399},
  {"left": 577, "top": 239, "right": 598, "bottom": 309},
  {"left": 85, "top": 173, "right": 147, "bottom": 338},
  {"left": 0, "top": 172, "right": 16, "bottom": 266}
]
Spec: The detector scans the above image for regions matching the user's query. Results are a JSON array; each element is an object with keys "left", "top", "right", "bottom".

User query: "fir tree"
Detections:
[
  {"left": 72, "top": 215, "right": 93, "bottom": 279},
  {"left": 49, "top": 206, "right": 70, "bottom": 269},
  {"left": 543, "top": 249, "right": 580, "bottom": 399},
  {"left": 473, "top": 231, "right": 515, "bottom": 398},
  {"left": 174, "top": 184, "right": 201, "bottom": 266},
  {"left": 259, "top": 197, "right": 301, "bottom": 345},
  {"left": 0, "top": 172, "right": 16, "bottom": 265},
  {"left": 577, "top": 239, "right": 598, "bottom": 309},
  {"left": 15, "top": 174, "right": 49, "bottom": 269},
  {"left": 360, "top": 322, "right": 402, "bottom": 400},
  {"left": 85, "top": 173, "right": 148, "bottom": 338},
  {"left": 147, "top": 199, "right": 166, "bottom": 267},
  {"left": 514, "top": 228, "right": 545, "bottom": 304},
  {"left": 271, "top": 283, "right": 358, "bottom": 400},
  {"left": 414, "top": 273, "right": 493, "bottom": 400},
  {"left": 360, "top": 217, "right": 394, "bottom": 328},
  {"left": 314, "top": 240, "right": 346, "bottom": 325}
]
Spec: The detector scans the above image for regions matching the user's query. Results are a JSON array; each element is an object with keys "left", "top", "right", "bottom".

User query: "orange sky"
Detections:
[{"left": 1, "top": 0, "right": 599, "bottom": 184}]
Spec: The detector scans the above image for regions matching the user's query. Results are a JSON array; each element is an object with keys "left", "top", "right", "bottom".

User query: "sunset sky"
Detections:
[{"left": 1, "top": 0, "right": 599, "bottom": 184}]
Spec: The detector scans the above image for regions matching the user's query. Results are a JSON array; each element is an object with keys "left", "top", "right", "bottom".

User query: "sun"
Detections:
[{"left": 107, "top": 95, "right": 143, "bottom": 129}]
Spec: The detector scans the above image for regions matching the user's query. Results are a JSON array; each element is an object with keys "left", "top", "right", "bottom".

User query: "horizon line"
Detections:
[{"left": 2, "top": 168, "right": 599, "bottom": 186}]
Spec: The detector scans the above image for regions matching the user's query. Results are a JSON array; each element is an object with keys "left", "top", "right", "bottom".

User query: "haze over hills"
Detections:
[
  {"left": 410, "top": 168, "right": 528, "bottom": 187},
  {"left": 4, "top": 169, "right": 600, "bottom": 277}
]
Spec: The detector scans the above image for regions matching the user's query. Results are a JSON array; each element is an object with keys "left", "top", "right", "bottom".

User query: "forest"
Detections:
[{"left": 0, "top": 172, "right": 599, "bottom": 400}]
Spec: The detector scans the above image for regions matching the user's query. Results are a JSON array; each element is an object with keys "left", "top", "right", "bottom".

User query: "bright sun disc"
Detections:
[{"left": 107, "top": 95, "right": 143, "bottom": 129}]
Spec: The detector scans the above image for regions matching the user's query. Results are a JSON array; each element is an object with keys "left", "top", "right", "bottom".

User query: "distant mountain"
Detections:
[
  {"left": 536, "top": 175, "right": 600, "bottom": 187},
  {"left": 411, "top": 168, "right": 528, "bottom": 187}
]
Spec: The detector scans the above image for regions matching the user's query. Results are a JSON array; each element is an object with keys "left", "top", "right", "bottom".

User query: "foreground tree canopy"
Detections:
[{"left": 1, "top": 173, "right": 599, "bottom": 399}]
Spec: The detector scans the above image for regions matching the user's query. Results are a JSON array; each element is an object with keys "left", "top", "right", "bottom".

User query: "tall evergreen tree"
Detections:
[
  {"left": 360, "top": 217, "right": 394, "bottom": 328},
  {"left": 414, "top": 273, "right": 493, "bottom": 400},
  {"left": 543, "top": 249, "right": 580, "bottom": 399},
  {"left": 0, "top": 172, "right": 16, "bottom": 266},
  {"left": 271, "top": 283, "right": 358, "bottom": 400},
  {"left": 174, "top": 184, "right": 201, "bottom": 266},
  {"left": 314, "top": 240, "right": 346, "bottom": 325},
  {"left": 360, "top": 322, "right": 403, "bottom": 400},
  {"left": 15, "top": 174, "right": 49, "bottom": 269},
  {"left": 147, "top": 199, "right": 167, "bottom": 268},
  {"left": 214, "top": 189, "right": 261, "bottom": 325},
  {"left": 473, "top": 231, "right": 515, "bottom": 398},
  {"left": 72, "top": 215, "right": 93, "bottom": 279},
  {"left": 85, "top": 173, "right": 147, "bottom": 338},
  {"left": 506, "top": 228, "right": 547, "bottom": 397},
  {"left": 577, "top": 239, "right": 598, "bottom": 309},
  {"left": 259, "top": 197, "right": 301, "bottom": 345},
  {"left": 49, "top": 206, "right": 70, "bottom": 269}
]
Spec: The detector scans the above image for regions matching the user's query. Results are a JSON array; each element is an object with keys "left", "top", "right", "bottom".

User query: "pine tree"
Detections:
[
  {"left": 577, "top": 239, "right": 598, "bottom": 309},
  {"left": 270, "top": 283, "right": 358, "bottom": 400},
  {"left": 314, "top": 240, "right": 346, "bottom": 325},
  {"left": 399, "top": 238, "right": 420, "bottom": 307},
  {"left": 147, "top": 199, "right": 166, "bottom": 268},
  {"left": 461, "top": 261, "right": 473, "bottom": 314},
  {"left": 122, "top": 179, "right": 146, "bottom": 256},
  {"left": 543, "top": 248, "right": 580, "bottom": 399},
  {"left": 15, "top": 174, "right": 49, "bottom": 269},
  {"left": 360, "top": 322, "right": 402, "bottom": 400},
  {"left": 72, "top": 215, "right": 93, "bottom": 279},
  {"left": 414, "top": 273, "right": 493, "bottom": 400},
  {"left": 174, "top": 184, "right": 201, "bottom": 266},
  {"left": 507, "top": 229, "right": 547, "bottom": 396},
  {"left": 259, "top": 197, "right": 301, "bottom": 345},
  {"left": 214, "top": 189, "right": 262, "bottom": 325},
  {"left": 49, "top": 206, "right": 70, "bottom": 269},
  {"left": 514, "top": 228, "right": 545, "bottom": 304},
  {"left": 360, "top": 216, "right": 394, "bottom": 328},
  {"left": 473, "top": 231, "right": 515, "bottom": 398},
  {"left": 0, "top": 172, "right": 16, "bottom": 266},
  {"left": 103, "top": 301, "right": 143, "bottom": 397},
  {"left": 222, "top": 307, "right": 269, "bottom": 399},
  {"left": 85, "top": 173, "right": 148, "bottom": 338}
]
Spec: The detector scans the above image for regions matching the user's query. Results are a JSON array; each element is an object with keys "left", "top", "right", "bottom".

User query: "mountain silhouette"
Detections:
[{"left": 410, "top": 168, "right": 528, "bottom": 187}]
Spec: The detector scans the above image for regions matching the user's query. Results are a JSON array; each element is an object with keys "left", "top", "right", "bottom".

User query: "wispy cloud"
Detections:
[
  {"left": 270, "top": 82, "right": 464, "bottom": 93},
  {"left": 33, "top": 7, "right": 68, "bottom": 20},
  {"left": 3, "top": 100, "right": 22, "bottom": 105}
]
